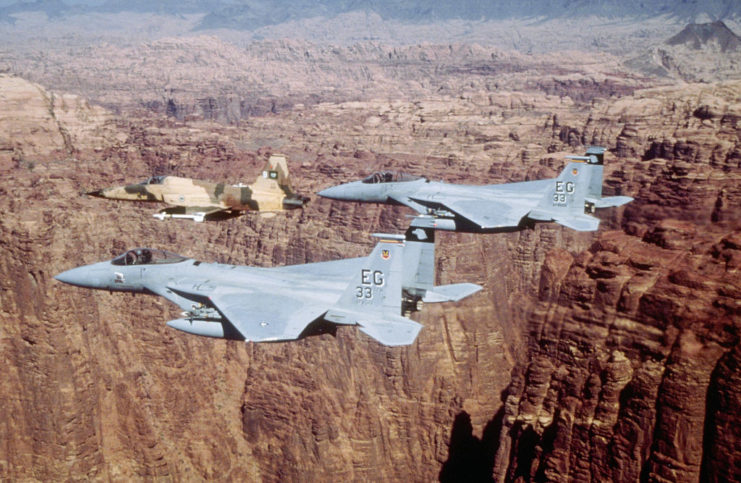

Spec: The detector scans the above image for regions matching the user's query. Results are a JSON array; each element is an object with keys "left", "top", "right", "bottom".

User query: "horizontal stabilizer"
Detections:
[
  {"left": 325, "top": 308, "right": 422, "bottom": 346},
  {"left": 554, "top": 214, "right": 600, "bottom": 232},
  {"left": 586, "top": 196, "right": 633, "bottom": 208},
  {"left": 358, "top": 316, "right": 423, "bottom": 346},
  {"left": 423, "top": 283, "right": 482, "bottom": 303}
]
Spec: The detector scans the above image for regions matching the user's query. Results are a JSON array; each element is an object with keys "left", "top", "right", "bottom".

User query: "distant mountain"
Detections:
[
  {"left": 2, "top": 0, "right": 741, "bottom": 27},
  {"left": 624, "top": 20, "right": 741, "bottom": 82},
  {"left": 0, "top": 0, "right": 75, "bottom": 19},
  {"left": 666, "top": 20, "right": 741, "bottom": 52},
  {"left": 194, "top": 1, "right": 741, "bottom": 30}
]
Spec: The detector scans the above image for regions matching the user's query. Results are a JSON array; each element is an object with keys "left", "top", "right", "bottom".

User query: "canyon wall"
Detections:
[{"left": 0, "top": 54, "right": 738, "bottom": 481}]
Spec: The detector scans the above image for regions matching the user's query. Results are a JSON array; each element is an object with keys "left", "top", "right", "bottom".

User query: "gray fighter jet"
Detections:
[
  {"left": 318, "top": 147, "right": 632, "bottom": 232},
  {"left": 54, "top": 224, "right": 480, "bottom": 346}
]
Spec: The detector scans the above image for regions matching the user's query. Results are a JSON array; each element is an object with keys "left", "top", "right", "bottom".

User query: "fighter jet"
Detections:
[
  {"left": 318, "top": 147, "right": 632, "bottom": 232},
  {"left": 54, "top": 222, "right": 481, "bottom": 346},
  {"left": 88, "top": 154, "right": 308, "bottom": 222}
]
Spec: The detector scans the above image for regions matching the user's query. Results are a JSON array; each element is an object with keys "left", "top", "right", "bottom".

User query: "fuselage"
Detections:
[
  {"left": 319, "top": 177, "right": 551, "bottom": 233},
  {"left": 54, "top": 249, "right": 358, "bottom": 314},
  {"left": 320, "top": 177, "right": 549, "bottom": 205},
  {"left": 90, "top": 176, "right": 305, "bottom": 212}
]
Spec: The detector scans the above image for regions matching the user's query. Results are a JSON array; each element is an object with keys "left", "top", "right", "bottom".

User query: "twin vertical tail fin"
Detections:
[
  {"left": 582, "top": 146, "right": 633, "bottom": 210},
  {"left": 403, "top": 218, "right": 481, "bottom": 303},
  {"left": 529, "top": 146, "right": 631, "bottom": 231},
  {"left": 335, "top": 233, "right": 406, "bottom": 316},
  {"left": 401, "top": 222, "right": 436, "bottom": 296},
  {"left": 325, "top": 233, "right": 421, "bottom": 346},
  {"left": 325, "top": 223, "right": 481, "bottom": 346}
]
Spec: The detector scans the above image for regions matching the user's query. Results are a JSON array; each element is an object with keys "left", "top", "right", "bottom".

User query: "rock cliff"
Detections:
[{"left": 0, "top": 66, "right": 739, "bottom": 481}]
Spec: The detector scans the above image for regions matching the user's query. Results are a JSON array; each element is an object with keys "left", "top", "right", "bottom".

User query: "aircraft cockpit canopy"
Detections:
[
  {"left": 362, "top": 171, "right": 422, "bottom": 184},
  {"left": 141, "top": 176, "right": 166, "bottom": 185},
  {"left": 112, "top": 248, "right": 187, "bottom": 266}
]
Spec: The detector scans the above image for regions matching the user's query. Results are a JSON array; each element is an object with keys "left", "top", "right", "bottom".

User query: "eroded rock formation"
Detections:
[{"left": 0, "top": 63, "right": 738, "bottom": 481}]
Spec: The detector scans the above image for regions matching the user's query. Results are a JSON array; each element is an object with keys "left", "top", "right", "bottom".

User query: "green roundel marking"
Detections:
[{"left": 214, "top": 183, "right": 225, "bottom": 199}]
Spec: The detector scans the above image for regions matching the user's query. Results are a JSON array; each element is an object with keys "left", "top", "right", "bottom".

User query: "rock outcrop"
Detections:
[
  {"left": 626, "top": 21, "right": 741, "bottom": 82},
  {"left": 0, "top": 56, "right": 739, "bottom": 481},
  {"left": 666, "top": 21, "right": 741, "bottom": 53},
  {"left": 495, "top": 224, "right": 740, "bottom": 482},
  {"left": 0, "top": 74, "right": 117, "bottom": 170}
]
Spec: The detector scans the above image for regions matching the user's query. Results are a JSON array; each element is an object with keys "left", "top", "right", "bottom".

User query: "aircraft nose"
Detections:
[
  {"left": 318, "top": 184, "right": 348, "bottom": 200},
  {"left": 86, "top": 189, "right": 105, "bottom": 198},
  {"left": 54, "top": 266, "right": 93, "bottom": 288}
]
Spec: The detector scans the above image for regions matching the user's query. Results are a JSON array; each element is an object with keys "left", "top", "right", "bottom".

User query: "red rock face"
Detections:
[
  {"left": 487, "top": 81, "right": 741, "bottom": 481},
  {"left": 497, "top": 225, "right": 740, "bottom": 482},
  {"left": 0, "top": 61, "right": 739, "bottom": 481}
]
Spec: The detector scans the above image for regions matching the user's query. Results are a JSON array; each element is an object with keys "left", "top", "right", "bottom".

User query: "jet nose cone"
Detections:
[
  {"left": 54, "top": 267, "right": 91, "bottom": 287},
  {"left": 87, "top": 189, "right": 105, "bottom": 198},
  {"left": 318, "top": 185, "right": 345, "bottom": 200}
]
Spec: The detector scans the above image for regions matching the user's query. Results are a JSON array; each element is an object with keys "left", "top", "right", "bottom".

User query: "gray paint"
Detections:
[
  {"left": 318, "top": 147, "right": 633, "bottom": 233},
  {"left": 55, "top": 229, "right": 481, "bottom": 346}
]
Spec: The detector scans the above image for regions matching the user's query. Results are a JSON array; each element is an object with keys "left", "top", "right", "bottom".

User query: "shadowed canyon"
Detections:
[{"left": 1, "top": 4, "right": 740, "bottom": 481}]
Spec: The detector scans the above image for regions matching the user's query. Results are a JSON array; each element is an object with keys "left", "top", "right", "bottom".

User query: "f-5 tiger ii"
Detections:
[
  {"left": 89, "top": 154, "right": 308, "bottom": 222},
  {"left": 319, "top": 147, "right": 632, "bottom": 233},
  {"left": 55, "top": 222, "right": 481, "bottom": 346}
]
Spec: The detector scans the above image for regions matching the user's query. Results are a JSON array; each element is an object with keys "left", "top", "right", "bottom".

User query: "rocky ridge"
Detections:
[
  {"left": 0, "top": 67, "right": 739, "bottom": 481},
  {"left": 3, "top": 34, "right": 656, "bottom": 126},
  {"left": 0, "top": 74, "right": 118, "bottom": 170},
  {"left": 626, "top": 21, "right": 741, "bottom": 82}
]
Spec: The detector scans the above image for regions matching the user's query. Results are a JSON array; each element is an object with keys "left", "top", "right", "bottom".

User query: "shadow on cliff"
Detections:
[
  {"left": 439, "top": 408, "right": 504, "bottom": 482},
  {"left": 699, "top": 345, "right": 738, "bottom": 482}
]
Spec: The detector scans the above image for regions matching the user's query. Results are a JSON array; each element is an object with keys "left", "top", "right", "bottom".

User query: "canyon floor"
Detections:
[{"left": 1, "top": 13, "right": 740, "bottom": 482}]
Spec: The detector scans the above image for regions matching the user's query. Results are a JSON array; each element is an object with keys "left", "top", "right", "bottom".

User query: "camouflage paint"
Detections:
[{"left": 88, "top": 154, "right": 306, "bottom": 220}]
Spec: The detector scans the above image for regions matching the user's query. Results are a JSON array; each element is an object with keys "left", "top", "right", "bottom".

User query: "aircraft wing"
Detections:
[
  {"left": 586, "top": 195, "right": 634, "bottom": 208},
  {"left": 210, "top": 290, "right": 327, "bottom": 342},
  {"left": 268, "top": 257, "right": 363, "bottom": 279},
  {"left": 410, "top": 196, "right": 531, "bottom": 230},
  {"left": 388, "top": 193, "right": 431, "bottom": 214},
  {"left": 168, "top": 283, "right": 326, "bottom": 342}
]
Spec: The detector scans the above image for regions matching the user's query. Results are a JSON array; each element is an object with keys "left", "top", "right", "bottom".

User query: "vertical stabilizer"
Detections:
[
  {"left": 335, "top": 233, "right": 405, "bottom": 316},
  {"left": 325, "top": 233, "right": 424, "bottom": 346},
  {"left": 529, "top": 154, "right": 600, "bottom": 231},
  {"left": 268, "top": 154, "right": 291, "bottom": 189},
  {"left": 253, "top": 154, "right": 292, "bottom": 192},
  {"left": 581, "top": 146, "right": 634, "bottom": 209},
  {"left": 402, "top": 221, "right": 436, "bottom": 296},
  {"left": 585, "top": 146, "right": 605, "bottom": 200},
  {"left": 536, "top": 161, "right": 592, "bottom": 213}
]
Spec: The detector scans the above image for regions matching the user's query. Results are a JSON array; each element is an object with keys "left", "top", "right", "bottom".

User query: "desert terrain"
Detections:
[{"left": 0, "top": 3, "right": 740, "bottom": 481}]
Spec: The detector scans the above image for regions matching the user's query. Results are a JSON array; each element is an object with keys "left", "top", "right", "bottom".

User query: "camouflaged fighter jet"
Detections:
[
  {"left": 54, "top": 222, "right": 481, "bottom": 346},
  {"left": 88, "top": 154, "right": 307, "bottom": 222},
  {"left": 319, "top": 147, "right": 632, "bottom": 232}
]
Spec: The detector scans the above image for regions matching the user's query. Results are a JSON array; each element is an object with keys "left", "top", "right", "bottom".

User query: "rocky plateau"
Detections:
[{"left": 0, "top": 16, "right": 740, "bottom": 482}]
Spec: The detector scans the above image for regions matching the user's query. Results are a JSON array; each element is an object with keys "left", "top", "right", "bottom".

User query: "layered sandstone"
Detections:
[
  {"left": 0, "top": 74, "right": 118, "bottom": 169},
  {"left": 496, "top": 224, "right": 741, "bottom": 482},
  {"left": 0, "top": 49, "right": 739, "bottom": 482}
]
